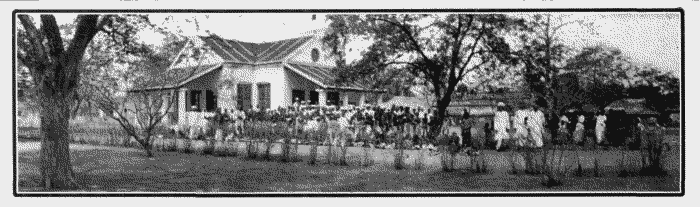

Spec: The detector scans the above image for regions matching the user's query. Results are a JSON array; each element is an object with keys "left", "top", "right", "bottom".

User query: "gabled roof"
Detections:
[
  {"left": 284, "top": 62, "right": 384, "bottom": 92},
  {"left": 199, "top": 35, "right": 313, "bottom": 64},
  {"left": 130, "top": 64, "right": 223, "bottom": 92},
  {"left": 134, "top": 34, "right": 383, "bottom": 93}
]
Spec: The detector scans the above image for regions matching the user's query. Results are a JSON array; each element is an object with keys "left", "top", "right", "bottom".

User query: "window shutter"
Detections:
[
  {"left": 258, "top": 83, "right": 271, "bottom": 110},
  {"left": 206, "top": 90, "right": 217, "bottom": 112},
  {"left": 186, "top": 90, "right": 192, "bottom": 111}
]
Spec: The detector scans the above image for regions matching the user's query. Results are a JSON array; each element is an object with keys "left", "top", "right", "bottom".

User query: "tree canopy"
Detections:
[{"left": 323, "top": 14, "right": 526, "bottom": 121}]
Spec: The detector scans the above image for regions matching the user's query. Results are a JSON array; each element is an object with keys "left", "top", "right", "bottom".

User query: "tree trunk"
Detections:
[
  {"left": 428, "top": 115, "right": 445, "bottom": 143},
  {"left": 133, "top": 135, "right": 154, "bottom": 157},
  {"left": 39, "top": 90, "right": 79, "bottom": 189},
  {"left": 545, "top": 94, "right": 559, "bottom": 142}
]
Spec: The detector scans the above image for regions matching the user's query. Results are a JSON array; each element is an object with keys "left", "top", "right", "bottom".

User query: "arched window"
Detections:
[{"left": 311, "top": 48, "right": 320, "bottom": 62}]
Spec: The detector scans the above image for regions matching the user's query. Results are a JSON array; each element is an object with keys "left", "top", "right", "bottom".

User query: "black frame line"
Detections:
[{"left": 12, "top": 8, "right": 685, "bottom": 197}]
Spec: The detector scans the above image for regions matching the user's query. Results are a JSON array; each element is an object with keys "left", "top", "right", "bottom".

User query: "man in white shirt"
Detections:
[
  {"left": 595, "top": 112, "right": 607, "bottom": 144},
  {"left": 494, "top": 102, "right": 511, "bottom": 151},
  {"left": 530, "top": 106, "right": 545, "bottom": 147}
]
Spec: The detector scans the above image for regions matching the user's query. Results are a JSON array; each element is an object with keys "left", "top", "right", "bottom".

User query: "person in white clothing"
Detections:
[
  {"left": 530, "top": 106, "right": 545, "bottom": 147},
  {"left": 230, "top": 107, "right": 241, "bottom": 136},
  {"left": 513, "top": 106, "right": 528, "bottom": 146},
  {"left": 494, "top": 102, "right": 511, "bottom": 151},
  {"left": 573, "top": 115, "right": 585, "bottom": 144},
  {"left": 595, "top": 112, "right": 607, "bottom": 144}
]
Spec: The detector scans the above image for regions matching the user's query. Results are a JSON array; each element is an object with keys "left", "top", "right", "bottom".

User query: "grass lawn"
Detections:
[{"left": 16, "top": 142, "right": 680, "bottom": 193}]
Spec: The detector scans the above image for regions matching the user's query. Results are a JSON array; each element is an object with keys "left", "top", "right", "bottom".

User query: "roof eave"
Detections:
[
  {"left": 129, "top": 63, "right": 223, "bottom": 92},
  {"left": 325, "top": 86, "right": 388, "bottom": 93}
]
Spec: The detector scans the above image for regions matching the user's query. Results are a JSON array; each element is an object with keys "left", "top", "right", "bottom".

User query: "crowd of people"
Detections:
[
  {"left": 196, "top": 98, "right": 665, "bottom": 152},
  {"left": 203, "top": 98, "right": 449, "bottom": 150}
]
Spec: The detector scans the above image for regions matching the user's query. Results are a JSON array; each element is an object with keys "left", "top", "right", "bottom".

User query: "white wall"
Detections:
[
  {"left": 218, "top": 63, "right": 286, "bottom": 110},
  {"left": 170, "top": 39, "right": 225, "bottom": 69},
  {"left": 253, "top": 65, "right": 285, "bottom": 110},
  {"left": 218, "top": 64, "right": 253, "bottom": 110},
  {"left": 283, "top": 67, "right": 323, "bottom": 107}
]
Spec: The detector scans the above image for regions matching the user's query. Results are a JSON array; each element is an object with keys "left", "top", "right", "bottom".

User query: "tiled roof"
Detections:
[
  {"left": 199, "top": 35, "right": 313, "bottom": 64},
  {"left": 285, "top": 62, "right": 378, "bottom": 91},
  {"left": 137, "top": 35, "right": 382, "bottom": 93},
  {"left": 130, "top": 64, "right": 222, "bottom": 91}
]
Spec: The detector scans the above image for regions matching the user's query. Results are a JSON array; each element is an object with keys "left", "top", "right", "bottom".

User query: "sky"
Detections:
[{"left": 27, "top": 12, "right": 681, "bottom": 78}]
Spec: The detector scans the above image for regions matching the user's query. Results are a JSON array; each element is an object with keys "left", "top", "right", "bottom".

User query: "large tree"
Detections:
[
  {"left": 565, "top": 45, "right": 653, "bottom": 110},
  {"left": 518, "top": 14, "right": 602, "bottom": 130},
  {"left": 625, "top": 67, "right": 680, "bottom": 112},
  {"left": 16, "top": 14, "right": 154, "bottom": 189},
  {"left": 322, "top": 14, "right": 525, "bottom": 137}
]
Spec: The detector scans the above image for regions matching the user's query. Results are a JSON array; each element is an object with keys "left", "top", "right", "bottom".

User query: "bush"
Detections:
[
  {"left": 182, "top": 139, "right": 193, "bottom": 154},
  {"left": 202, "top": 140, "right": 215, "bottom": 155},
  {"left": 640, "top": 130, "right": 668, "bottom": 176}
]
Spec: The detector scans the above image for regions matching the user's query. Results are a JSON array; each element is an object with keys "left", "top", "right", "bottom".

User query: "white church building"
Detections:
[{"left": 130, "top": 30, "right": 385, "bottom": 128}]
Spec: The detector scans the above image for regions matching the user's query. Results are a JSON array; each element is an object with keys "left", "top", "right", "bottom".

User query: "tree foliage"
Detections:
[
  {"left": 16, "top": 14, "right": 163, "bottom": 189},
  {"left": 517, "top": 14, "right": 598, "bottom": 113},
  {"left": 323, "top": 14, "right": 526, "bottom": 136},
  {"left": 565, "top": 45, "right": 638, "bottom": 87},
  {"left": 82, "top": 15, "right": 208, "bottom": 157}
]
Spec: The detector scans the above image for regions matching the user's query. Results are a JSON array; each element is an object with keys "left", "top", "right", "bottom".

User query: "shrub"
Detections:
[
  {"left": 509, "top": 150, "right": 519, "bottom": 175},
  {"left": 339, "top": 144, "right": 349, "bottom": 166},
  {"left": 394, "top": 149, "right": 406, "bottom": 170},
  {"left": 574, "top": 161, "right": 584, "bottom": 177},
  {"left": 202, "top": 140, "right": 215, "bottom": 155},
  {"left": 246, "top": 141, "right": 257, "bottom": 159},
  {"left": 594, "top": 157, "right": 601, "bottom": 177},
  {"left": 363, "top": 145, "right": 374, "bottom": 167},
  {"left": 640, "top": 130, "right": 668, "bottom": 176},
  {"left": 182, "top": 139, "right": 192, "bottom": 154}
]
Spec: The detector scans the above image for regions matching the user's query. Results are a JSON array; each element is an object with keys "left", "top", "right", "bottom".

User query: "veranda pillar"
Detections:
[
  {"left": 359, "top": 93, "right": 367, "bottom": 106},
  {"left": 342, "top": 92, "right": 349, "bottom": 106},
  {"left": 317, "top": 89, "right": 327, "bottom": 106}
]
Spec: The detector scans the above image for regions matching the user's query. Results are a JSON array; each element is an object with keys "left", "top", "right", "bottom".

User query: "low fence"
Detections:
[
  {"left": 142, "top": 138, "right": 680, "bottom": 177},
  {"left": 18, "top": 121, "right": 680, "bottom": 178}
]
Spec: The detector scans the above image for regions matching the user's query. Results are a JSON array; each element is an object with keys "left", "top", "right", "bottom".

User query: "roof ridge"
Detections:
[
  {"left": 201, "top": 35, "right": 314, "bottom": 63},
  {"left": 201, "top": 34, "right": 313, "bottom": 45},
  {"left": 287, "top": 61, "right": 334, "bottom": 69}
]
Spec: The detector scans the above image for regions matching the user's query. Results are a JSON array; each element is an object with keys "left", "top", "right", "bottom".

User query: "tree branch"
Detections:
[
  {"left": 17, "top": 15, "right": 48, "bottom": 75},
  {"left": 371, "top": 16, "right": 435, "bottom": 67},
  {"left": 62, "top": 15, "right": 101, "bottom": 90},
  {"left": 458, "top": 22, "right": 486, "bottom": 77},
  {"left": 40, "top": 15, "right": 65, "bottom": 58}
]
